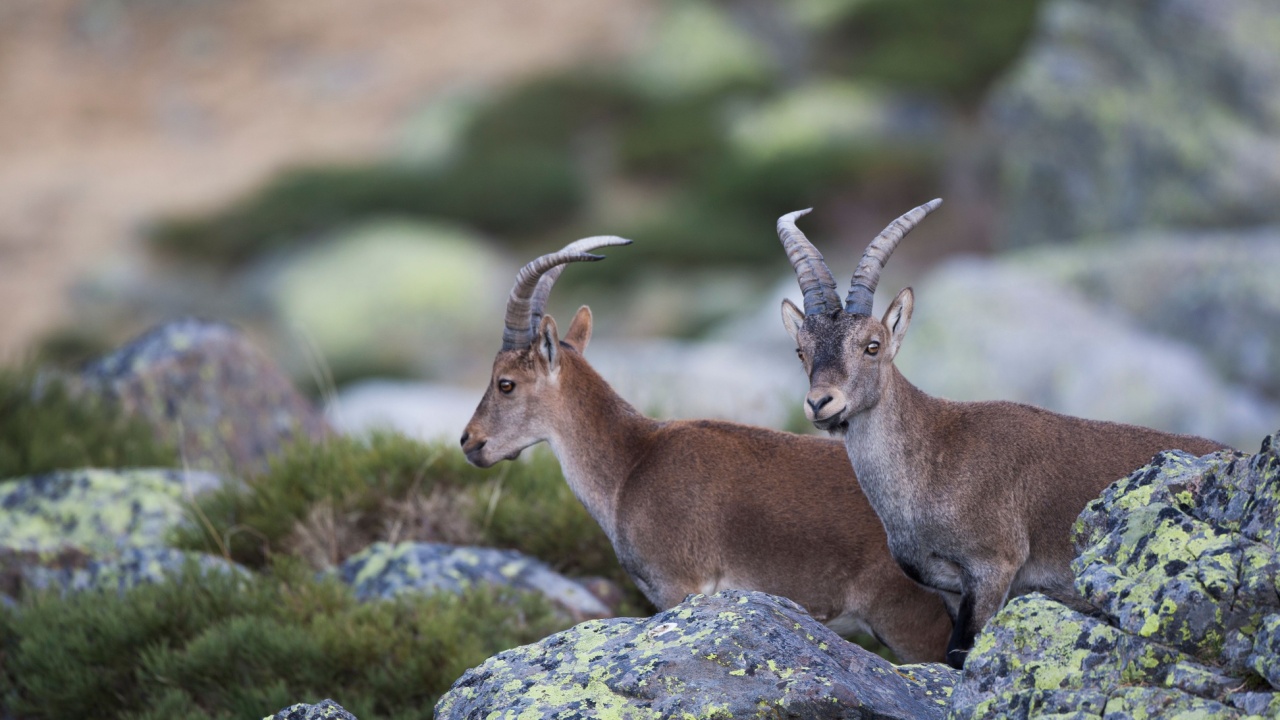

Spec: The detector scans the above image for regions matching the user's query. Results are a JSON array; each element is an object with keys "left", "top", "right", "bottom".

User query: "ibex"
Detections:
[
  {"left": 461, "top": 237, "right": 953, "bottom": 662},
  {"left": 776, "top": 200, "right": 1229, "bottom": 668}
]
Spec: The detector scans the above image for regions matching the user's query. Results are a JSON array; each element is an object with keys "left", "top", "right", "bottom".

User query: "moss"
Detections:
[
  {"left": 0, "top": 562, "right": 569, "bottom": 720},
  {"left": 0, "top": 367, "right": 177, "bottom": 481}
]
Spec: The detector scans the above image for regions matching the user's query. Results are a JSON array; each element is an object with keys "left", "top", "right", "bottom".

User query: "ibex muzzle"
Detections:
[
  {"left": 460, "top": 235, "right": 953, "bottom": 663},
  {"left": 777, "top": 200, "right": 1228, "bottom": 669}
]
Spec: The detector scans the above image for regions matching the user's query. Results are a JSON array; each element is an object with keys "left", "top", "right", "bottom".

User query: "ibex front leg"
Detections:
[{"left": 947, "top": 560, "right": 1020, "bottom": 669}]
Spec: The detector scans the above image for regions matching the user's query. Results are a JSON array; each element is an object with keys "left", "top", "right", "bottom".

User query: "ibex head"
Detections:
[
  {"left": 461, "top": 236, "right": 631, "bottom": 467},
  {"left": 778, "top": 201, "right": 941, "bottom": 430}
]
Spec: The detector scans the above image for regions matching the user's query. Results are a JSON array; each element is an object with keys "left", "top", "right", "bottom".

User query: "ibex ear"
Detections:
[
  {"left": 781, "top": 298, "right": 805, "bottom": 345},
  {"left": 563, "top": 306, "right": 592, "bottom": 353},
  {"left": 537, "top": 315, "right": 561, "bottom": 373},
  {"left": 882, "top": 287, "right": 914, "bottom": 360}
]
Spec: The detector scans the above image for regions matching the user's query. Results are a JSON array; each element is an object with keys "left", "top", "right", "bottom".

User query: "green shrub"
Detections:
[
  {"left": 616, "top": 95, "right": 728, "bottom": 179},
  {"left": 0, "top": 563, "right": 568, "bottom": 720},
  {"left": 462, "top": 72, "right": 638, "bottom": 154},
  {"left": 818, "top": 0, "right": 1043, "bottom": 104},
  {"left": 150, "top": 151, "right": 584, "bottom": 267},
  {"left": 0, "top": 367, "right": 178, "bottom": 481},
  {"left": 173, "top": 433, "right": 631, "bottom": 587}
]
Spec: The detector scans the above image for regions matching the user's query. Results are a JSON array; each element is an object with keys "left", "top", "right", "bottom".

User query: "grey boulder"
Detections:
[{"left": 435, "top": 589, "right": 957, "bottom": 720}]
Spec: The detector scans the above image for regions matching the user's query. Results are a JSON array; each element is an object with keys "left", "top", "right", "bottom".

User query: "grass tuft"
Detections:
[{"left": 0, "top": 367, "right": 178, "bottom": 481}]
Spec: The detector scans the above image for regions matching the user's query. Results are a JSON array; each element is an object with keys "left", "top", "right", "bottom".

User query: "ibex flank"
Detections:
[
  {"left": 461, "top": 237, "right": 952, "bottom": 663},
  {"left": 776, "top": 200, "right": 1229, "bottom": 668}
]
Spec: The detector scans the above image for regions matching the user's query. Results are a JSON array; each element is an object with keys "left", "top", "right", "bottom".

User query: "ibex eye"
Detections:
[
  {"left": 795, "top": 348, "right": 805, "bottom": 362},
  {"left": 498, "top": 379, "right": 516, "bottom": 394},
  {"left": 866, "top": 342, "right": 880, "bottom": 356}
]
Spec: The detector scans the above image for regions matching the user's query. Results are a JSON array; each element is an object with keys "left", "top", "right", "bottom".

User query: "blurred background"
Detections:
[{"left": 3, "top": 0, "right": 1279, "bottom": 449}]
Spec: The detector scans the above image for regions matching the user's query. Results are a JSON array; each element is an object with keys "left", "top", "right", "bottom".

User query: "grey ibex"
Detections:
[
  {"left": 776, "top": 200, "right": 1229, "bottom": 668},
  {"left": 461, "top": 237, "right": 952, "bottom": 662}
]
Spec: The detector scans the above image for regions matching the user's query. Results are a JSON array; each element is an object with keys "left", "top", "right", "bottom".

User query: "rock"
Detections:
[
  {"left": 0, "top": 468, "right": 222, "bottom": 555},
  {"left": 893, "top": 257, "right": 1278, "bottom": 450},
  {"left": 435, "top": 589, "right": 957, "bottom": 720},
  {"left": 266, "top": 699, "right": 358, "bottom": 720},
  {"left": 1017, "top": 228, "right": 1280, "bottom": 400},
  {"left": 586, "top": 339, "right": 809, "bottom": 429},
  {"left": 3, "top": 546, "right": 247, "bottom": 601},
  {"left": 80, "top": 319, "right": 329, "bottom": 477},
  {"left": 949, "top": 432, "right": 1280, "bottom": 718},
  {"left": 334, "top": 541, "right": 610, "bottom": 621},
  {"left": 326, "top": 380, "right": 481, "bottom": 443},
  {"left": 987, "top": 0, "right": 1280, "bottom": 246},
  {"left": 268, "top": 219, "right": 509, "bottom": 383}
]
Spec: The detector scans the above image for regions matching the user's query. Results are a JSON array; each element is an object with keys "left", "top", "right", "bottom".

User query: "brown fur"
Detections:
[
  {"left": 463, "top": 306, "right": 953, "bottom": 662},
  {"left": 782, "top": 289, "right": 1231, "bottom": 668}
]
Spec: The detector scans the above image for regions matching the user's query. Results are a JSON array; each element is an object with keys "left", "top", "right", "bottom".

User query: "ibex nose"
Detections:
[
  {"left": 807, "top": 394, "right": 834, "bottom": 413},
  {"left": 460, "top": 431, "right": 470, "bottom": 447}
]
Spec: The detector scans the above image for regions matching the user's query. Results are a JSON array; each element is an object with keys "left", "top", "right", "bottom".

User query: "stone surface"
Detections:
[
  {"left": 435, "top": 589, "right": 957, "bottom": 720},
  {"left": 0, "top": 468, "right": 221, "bottom": 555},
  {"left": 1018, "top": 228, "right": 1280, "bottom": 400},
  {"left": 334, "top": 541, "right": 610, "bottom": 621},
  {"left": 266, "top": 699, "right": 358, "bottom": 720},
  {"left": 894, "top": 257, "right": 1278, "bottom": 450},
  {"left": 949, "top": 432, "right": 1280, "bottom": 718},
  {"left": 3, "top": 546, "right": 246, "bottom": 601},
  {"left": 988, "top": 0, "right": 1280, "bottom": 246},
  {"left": 80, "top": 319, "right": 329, "bottom": 477}
]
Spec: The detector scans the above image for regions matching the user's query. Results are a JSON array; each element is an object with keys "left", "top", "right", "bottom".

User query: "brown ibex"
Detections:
[
  {"left": 776, "top": 201, "right": 1229, "bottom": 668},
  {"left": 461, "top": 237, "right": 952, "bottom": 662}
]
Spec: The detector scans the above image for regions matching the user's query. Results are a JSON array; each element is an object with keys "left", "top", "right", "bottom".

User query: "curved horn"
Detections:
[
  {"left": 502, "top": 236, "right": 632, "bottom": 350},
  {"left": 777, "top": 209, "right": 842, "bottom": 316},
  {"left": 845, "top": 199, "right": 942, "bottom": 316}
]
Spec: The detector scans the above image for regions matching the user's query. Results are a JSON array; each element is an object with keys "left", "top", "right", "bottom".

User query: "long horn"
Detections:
[
  {"left": 501, "top": 236, "right": 632, "bottom": 350},
  {"left": 777, "top": 209, "right": 842, "bottom": 316},
  {"left": 845, "top": 199, "right": 942, "bottom": 316}
]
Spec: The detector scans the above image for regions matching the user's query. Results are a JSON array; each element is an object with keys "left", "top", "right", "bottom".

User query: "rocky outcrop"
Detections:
[
  {"left": 334, "top": 542, "right": 609, "bottom": 621},
  {"left": 0, "top": 468, "right": 222, "bottom": 555},
  {"left": 3, "top": 546, "right": 245, "bottom": 601},
  {"left": 894, "top": 257, "right": 1277, "bottom": 450},
  {"left": 1017, "top": 229, "right": 1280, "bottom": 400},
  {"left": 266, "top": 699, "right": 358, "bottom": 720},
  {"left": 435, "top": 589, "right": 957, "bottom": 720},
  {"left": 80, "top": 319, "right": 330, "bottom": 476},
  {"left": 987, "top": 0, "right": 1280, "bottom": 246},
  {"left": 949, "top": 432, "right": 1280, "bottom": 718}
]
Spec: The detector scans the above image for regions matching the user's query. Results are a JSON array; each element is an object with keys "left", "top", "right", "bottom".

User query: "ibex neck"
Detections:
[
  {"left": 843, "top": 367, "right": 941, "bottom": 511},
  {"left": 546, "top": 351, "right": 659, "bottom": 543}
]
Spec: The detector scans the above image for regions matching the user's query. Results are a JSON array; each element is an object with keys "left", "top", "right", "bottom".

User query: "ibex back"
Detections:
[
  {"left": 461, "top": 237, "right": 952, "bottom": 662},
  {"left": 776, "top": 201, "right": 1229, "bottom": 668}
]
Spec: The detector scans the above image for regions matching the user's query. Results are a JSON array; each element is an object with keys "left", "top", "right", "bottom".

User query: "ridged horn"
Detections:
[
  {"left": 845, "top": 199, "right": 942, "bottom": 316},
  {"left": 777, "top": 208, "right": 842, "bottom": 316},
  {"left": 501, "top": 236, "right": 632, "bottom": 350}
]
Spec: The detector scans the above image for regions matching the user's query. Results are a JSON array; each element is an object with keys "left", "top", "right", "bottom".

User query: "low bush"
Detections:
[
  {"left": 0, "top": 367, "right": 178, "bottom": 481},
  {"left": 817, "top": 0, "right": 1043, "bottom": 105},
  {"left": 172, "top": 433, "right": 632, "bottom": 588},
  {"left": 0, "top": 562, "right": 568, "bottom": 720}
]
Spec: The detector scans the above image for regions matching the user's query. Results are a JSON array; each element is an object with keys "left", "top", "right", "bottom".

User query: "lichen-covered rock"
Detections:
[
  {"left": 265, "top": 699, "right": 358, "bottom": 720},
  {"left": 894, "top": 257, "right": 1277, "bottom": 449},
  {"left": 987, "top": 0, "right": 1280, "bottom": 246},
  {"left": 335, "top": 541, "right": 609, "bottom": 620},
  {"left": 80, "top": 319, "right": 329, "bottom": 476},
  {"left": 1018, "top": 229, "right": 1280, "bottom": 400},
  {"left": 0, "top": 468, "right": 222, "bottom": 555},
  {"left": 949, "top": 432, "right": 1280, "bottom": 718},
  {"left": 435, "top": 590, "right": 957, "bottom": 720},
  {"left": 5, "top": 546, "right": 246, "bottom": 600}
]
